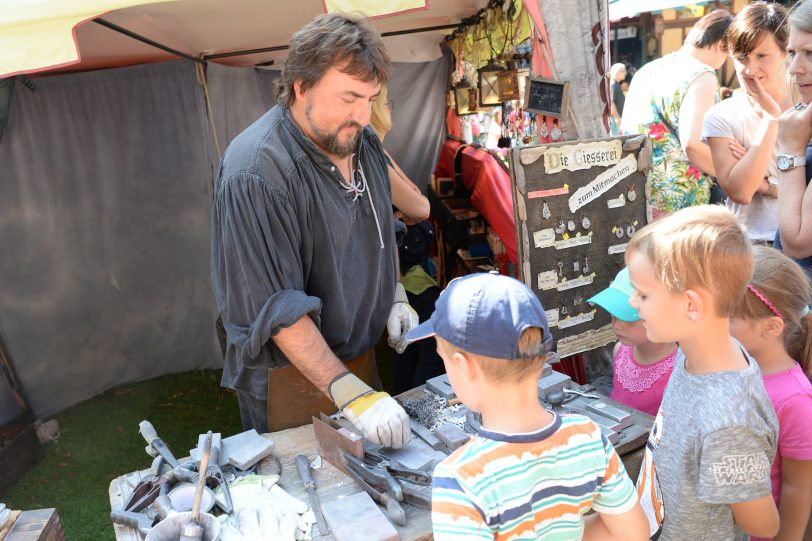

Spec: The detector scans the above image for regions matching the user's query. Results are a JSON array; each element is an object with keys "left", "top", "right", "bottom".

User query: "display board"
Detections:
[{"left": 509, "top": 135, "right": 651, "bottom": 357}]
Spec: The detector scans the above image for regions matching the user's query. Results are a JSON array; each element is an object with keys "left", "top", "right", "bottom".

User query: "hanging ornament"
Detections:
[
  {"left": 583, "top": 256, "right": 590, "bottom": 274},
  {"left": 567, "top": 218, "right": 576, "bottom": 232},
  {"left": 581, "top": 214, "right": 591, "bottom": 230},
  {"left": 557, "top": 260, "right": 564, "bottom": 278},
  {"left": 555, "top": 219, "right": 565, "bottom": 235},
  {"left": 614, "top": 227, "right": 625, "bottom": 239},
  {"left": 573, "top": 260, "right": 580, "bottom": 273},
  {"left": 540, "top": 116, "right": 549, "bottom": 138},
  {"left": 626, "top": 224, "right": 636, "bottom": 237},
  {"left": 627, "top": 184, "right": 637, "bottom": 202},
  {"left": 542, "top": 200, "right": 551, "bottom": 219},
  {"left": 550, "top": 118, "right": 561, "bottom": 141}
]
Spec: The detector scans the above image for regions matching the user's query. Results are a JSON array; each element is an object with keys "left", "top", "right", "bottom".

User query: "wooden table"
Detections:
[
  {"left": 110, "top": 385, "right": 652, "bottom": 541},
  {"left": 110, "top": 423, "right": 439, "bottom": 541}
]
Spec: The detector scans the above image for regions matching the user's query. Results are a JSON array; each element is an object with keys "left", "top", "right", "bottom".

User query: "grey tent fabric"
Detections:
[
  {"left": 0, "top": 61, "right": 222, "bottom": 422},
  {"left": 384, "top": 56, "right": 450, "bottom": 191},
  {"left": 207, "top": 55, "right": 449, "bottom": 191},
  {"left": 0, "top": 55, "right": 449, "bottom": 423}
]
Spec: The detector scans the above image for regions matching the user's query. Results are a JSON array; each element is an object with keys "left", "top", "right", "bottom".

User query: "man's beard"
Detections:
[{"left": 304, "top": 100, "right": 362, "bottom": 158}]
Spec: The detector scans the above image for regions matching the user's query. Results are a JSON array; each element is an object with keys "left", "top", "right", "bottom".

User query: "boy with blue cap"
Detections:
[
  {"left": 407, "top": 272, "right": 646, "bottom": 540},
  {"left": 588, "top": 268, "right": 678, "bottom": 417}
]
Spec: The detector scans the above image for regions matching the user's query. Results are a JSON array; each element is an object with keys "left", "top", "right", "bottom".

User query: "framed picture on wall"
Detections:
[{"left": 454, "top": 86, "right": 479, "bottom": 116}]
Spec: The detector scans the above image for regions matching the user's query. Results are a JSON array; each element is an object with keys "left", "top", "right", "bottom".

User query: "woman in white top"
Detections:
[{"left": 703, "top": 2, "right": 791, "bottom": 242}]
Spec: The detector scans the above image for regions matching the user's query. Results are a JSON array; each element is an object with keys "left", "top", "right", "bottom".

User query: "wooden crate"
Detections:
[
  {"left": 0, "top": 423, "right": 43, "bottom": 498},
  {"left": 0, "top": 509, "right": 65, "bottom": 541}
]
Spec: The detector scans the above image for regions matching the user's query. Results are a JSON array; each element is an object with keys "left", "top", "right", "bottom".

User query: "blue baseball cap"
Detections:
[
  {"left": 587, "top": 267, "right": 639, "bottom": 322},
  {"left": 406, "top": 273, "right": 553, "bottom": 359}
]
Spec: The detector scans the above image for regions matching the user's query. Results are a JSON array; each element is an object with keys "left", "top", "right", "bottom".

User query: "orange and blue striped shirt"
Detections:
[{"left": 431, "top": 412, "right": 637, "bottom": 540}]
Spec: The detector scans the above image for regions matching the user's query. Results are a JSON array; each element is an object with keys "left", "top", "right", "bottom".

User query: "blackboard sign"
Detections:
[{"left": 524, "top": 77, "right": 570, "bottom": 118}]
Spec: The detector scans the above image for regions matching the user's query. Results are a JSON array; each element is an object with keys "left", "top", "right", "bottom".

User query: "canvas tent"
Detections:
[{"left": 0, "top": 0, "right": 609, "bottom": 423}]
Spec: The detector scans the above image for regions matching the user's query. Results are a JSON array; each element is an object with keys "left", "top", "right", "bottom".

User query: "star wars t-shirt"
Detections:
[{"left": 636, "top": 343, "right": 778, "bottom": 540}]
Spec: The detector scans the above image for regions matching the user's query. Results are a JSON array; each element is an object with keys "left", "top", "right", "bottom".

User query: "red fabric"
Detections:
[
  {"left": 434, "top": 138, "right": 461, "bottom": 179},
  {"left": 465, "top": 150, "right": 517, "bottom": 264},
  {"left": 431, "top": 140, "right": 518, "bottom": 264},
  {"left": 445, "top": 107, "right": 461, "bottom": 141},
  {"left": 552, "top": 354, "right": 588, "bottom": 385}
]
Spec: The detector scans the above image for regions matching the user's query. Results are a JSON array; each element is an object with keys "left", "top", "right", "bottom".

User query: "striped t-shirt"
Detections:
[{"left": 431, "top": 412, "right": 637, "bottom": 540}]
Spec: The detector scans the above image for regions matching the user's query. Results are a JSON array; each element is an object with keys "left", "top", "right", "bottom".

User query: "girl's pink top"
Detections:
[{"left": 610, "top": 343, "right": 678, "bottom": 416}]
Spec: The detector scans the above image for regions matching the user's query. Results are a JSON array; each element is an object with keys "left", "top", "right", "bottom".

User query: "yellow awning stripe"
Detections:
[{"left": 0, "top": 0, "right": 177, "bottom": 77}]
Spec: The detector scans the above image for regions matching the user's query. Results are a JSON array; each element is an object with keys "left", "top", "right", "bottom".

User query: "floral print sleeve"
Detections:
[{"left": 621, "top": 52, "right": 718, "bottom": 213}]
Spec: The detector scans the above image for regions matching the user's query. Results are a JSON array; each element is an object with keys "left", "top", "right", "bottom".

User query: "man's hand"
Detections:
[
  {"left": 387, "top": 282, "right": 419, "bottom": 354},
  {"left": 329, "top": 372, "right": 411, "bottom": 448}
]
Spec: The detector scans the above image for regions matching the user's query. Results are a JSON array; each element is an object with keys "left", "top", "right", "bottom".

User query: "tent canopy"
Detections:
[{"left": 2, "top": 0, "right": 488, "bottom": 77}]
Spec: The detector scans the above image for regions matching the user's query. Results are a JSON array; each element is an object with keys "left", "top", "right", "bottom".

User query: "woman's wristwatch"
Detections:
[{"left": 776, "top": 153, "right": 807, "bottom": 172}]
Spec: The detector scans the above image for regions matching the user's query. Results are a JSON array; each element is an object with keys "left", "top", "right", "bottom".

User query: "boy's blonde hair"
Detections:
[
  {"left": 625, "top": 205, "right": 754, "bottom": 317},
  {"left": 440, "top": 327, "right": 547, "bottom": 384},
  {"left": 733, "top": 245, "right": 812, "bottom": 376}
]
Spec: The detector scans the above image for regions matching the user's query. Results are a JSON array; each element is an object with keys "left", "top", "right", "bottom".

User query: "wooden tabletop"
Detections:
[{"left": 110, "top": 385, "right": 652, "bottom": 541}]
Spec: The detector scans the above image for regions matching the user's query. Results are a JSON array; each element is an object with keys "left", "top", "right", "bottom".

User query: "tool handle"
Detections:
[
  {"left": 192, "top": 431, "right": 212, "bottom": 524},
  {"left": 381, "top": 493, "right": 407, "bottom": 526},
  {"left": 295, "top": 454, "right": 315, "bottom": 490},
  {"left": 109, "top": 510, "right": 139, "bottom": 529},
  {"left": 139, "top": 420, "right": 158, "bottom": 444}
]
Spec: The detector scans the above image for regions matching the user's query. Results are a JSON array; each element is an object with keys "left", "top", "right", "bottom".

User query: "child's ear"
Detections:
[
  {"left": 685, "top": 289, "right": 704, "bottom": 322},
  {"left": 762, "top": 316, "right": 785, "bottom": 338},
  {"left": 454, "top": 351, "right": 480, "bottom": 382}
]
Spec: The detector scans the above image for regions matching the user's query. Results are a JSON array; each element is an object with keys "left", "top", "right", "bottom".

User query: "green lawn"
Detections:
[{"left": 3, "top": 369, "right": 241, "bottom": 541}]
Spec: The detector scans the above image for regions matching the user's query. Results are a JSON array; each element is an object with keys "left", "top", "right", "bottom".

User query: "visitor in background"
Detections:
[{"left": 621, "top": 9, "right": 733, "bottom": 220}]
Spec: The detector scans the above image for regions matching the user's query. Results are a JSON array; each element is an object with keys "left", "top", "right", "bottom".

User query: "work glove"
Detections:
[
  {"left": 330, "top": 372, "right": 411, "bottom": 448},
  {"left": 387, "top": 282, "right": 419, "bottom": 354}
]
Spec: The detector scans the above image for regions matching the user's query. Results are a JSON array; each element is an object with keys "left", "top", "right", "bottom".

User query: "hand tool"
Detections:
[
  {"left": 341, "top": 453, "right": 406, "bottom": 526},
  {"left": 406, "top": 417, "right": 450, "bottom": 455},
  {"left": 296, "top": 454, "right": 330, "bottom": 538},
  {"left": 400, "top": 485, "right": 431, "bottom": 509},
  {"left": 345, "top": 453, "right": 403, "bottom": 502},
  {"left": 363, "top": 449, "right": 431, "bottom": 486},
  {"left": 564, "top": 388, "right": 601, "bottom": 399},
  {"left": 139, "top": 420, "right": 180, "bottom": 469},
  {"left": 203, "top": 435, "right": 233, "bottom": 514},
  {"left": 180, "top": 431, "right": 211, "bottom": 541},
  {"left": 110, "top": 510, "right": 155, "bottom": 537}
]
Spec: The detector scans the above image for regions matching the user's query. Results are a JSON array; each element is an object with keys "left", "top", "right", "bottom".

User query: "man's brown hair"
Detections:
[
  {"left": 625, "top": 205, "right": 754, "bottom": 317},
  {"left": 726, "top": 2, "right": 789, "bottom": 61},
  {"left": 685, "top": 9, "right": 734, "bottom": 49},
  {"left": 278, "top": 12, "right": 391, "bottom": 107}
]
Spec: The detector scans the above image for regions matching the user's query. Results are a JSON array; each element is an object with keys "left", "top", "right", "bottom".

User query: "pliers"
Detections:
[{"left": 363, "top": 449, "right": 432, "bottom": 487}]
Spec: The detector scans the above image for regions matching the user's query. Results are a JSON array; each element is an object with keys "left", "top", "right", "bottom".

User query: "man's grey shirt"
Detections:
[
  {"left": 638, "top": 343, "right": 778, "bottom": 540},
  {"left": 211, "top": 105, "right": 397, "bottom": 399}
]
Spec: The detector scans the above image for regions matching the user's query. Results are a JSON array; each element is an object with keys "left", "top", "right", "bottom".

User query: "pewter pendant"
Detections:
[
  {"left": 615, "top": 227, "right": 624, "bottom": 239},
  {"left": 573, "top": 295, "right": 583, "bottom": 306},
  {"left": 583, "top": 257, "right": 590, "bottom": 274},
  {"left": 557, "top": 260, "right": 564, "bottom": 277},
  {"left": 626, "top": 224, "right": 636, "bottom": 237},
  {"left": 540, "top": 121, "right": 549, "bottom": 138},
  {"left": 581, "top": 215, "right": 591, "bottom": 230},
  {"left": 567, "top": 219, "right": 576, "bottom": 232},
  {"left": 573, "top": 260, "right": 580, "bottom": 273},
  {"left": 542, "top": 201, "right": 551, "bottom": 219},
  {"left": 628, "top": 186, "right": 637, "bottom": 202},
  {"left": 555, "top": 219, "right": 565, "bottom": 234},
  {"left": 550, "top": 125, "right": 561, "bottom": 141},
  {"left": 561, "top": 306, "right": 568, "bottom": 315}
]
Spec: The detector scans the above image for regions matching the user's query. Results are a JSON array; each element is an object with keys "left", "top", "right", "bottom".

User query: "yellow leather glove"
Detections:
[{"left": 329, "top": 372, "right": 410, "bottom": 448}]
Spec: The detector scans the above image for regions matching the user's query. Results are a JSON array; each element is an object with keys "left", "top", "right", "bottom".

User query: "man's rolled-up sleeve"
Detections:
[{"left": 212, "top": 171, "right": 321, "bottom": 369}]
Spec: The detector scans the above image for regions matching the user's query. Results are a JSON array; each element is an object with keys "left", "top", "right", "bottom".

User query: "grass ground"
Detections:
[{"left": 3, "top": 369, "right": 241, "bottom": 541}]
